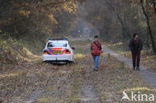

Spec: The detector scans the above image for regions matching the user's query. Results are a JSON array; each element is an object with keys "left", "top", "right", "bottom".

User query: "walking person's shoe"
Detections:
[
  {"left": 94, "top": 68, "right": 98, "bottom": 71},
  {"left": 136, "top": 66, "right": 140, "bottom": 71},
  {"left": 133, "top": 67, "right": 136, "bottom": 71}
]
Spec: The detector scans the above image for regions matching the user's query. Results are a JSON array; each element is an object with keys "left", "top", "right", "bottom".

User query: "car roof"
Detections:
[
  {"left": 49, "top": 38, "right": 68, "bottom": 40},
  {"left": 48, "top": 40, "right": 68, "bottom": 43}
]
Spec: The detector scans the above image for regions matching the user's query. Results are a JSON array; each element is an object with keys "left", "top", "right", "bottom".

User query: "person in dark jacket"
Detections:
[
  {"left": 91, "top": 35, "right": 102, "bottom": 71},
  {"left": 129, "top": 33, "right": 143, "bottom": 71}
]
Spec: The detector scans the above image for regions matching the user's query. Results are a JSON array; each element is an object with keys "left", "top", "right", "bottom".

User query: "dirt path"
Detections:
[
  {"left": 78, "top": 52, "right": 101, "bottom": 103},
  {"left": 1, "top": 39, "right": 155, "bottom": 103},
  {"left": 102, "top": 45, "right": 156, "bottom": 89},
  {"left": 24, "top": 86, "right": 44, "bottom": 103}
]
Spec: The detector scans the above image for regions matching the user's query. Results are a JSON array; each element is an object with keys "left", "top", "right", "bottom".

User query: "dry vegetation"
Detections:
[
  {"left": 0, "top": 0, "right": 156, "bottom": 102},
  {"left": 0, "top": 39, "right": 155, "bottom": 103}
]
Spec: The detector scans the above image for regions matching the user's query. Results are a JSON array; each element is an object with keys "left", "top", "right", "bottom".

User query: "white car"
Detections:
[{"left": 42, "top": 38, "right": 74, "bottom": 63}]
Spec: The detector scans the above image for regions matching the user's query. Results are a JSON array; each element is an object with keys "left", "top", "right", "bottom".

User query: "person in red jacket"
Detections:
[{"left": 91, "top": 35, "right": 102, "bottom": 71}]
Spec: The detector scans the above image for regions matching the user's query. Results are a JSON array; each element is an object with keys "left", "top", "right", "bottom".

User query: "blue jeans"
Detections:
[{"left": 93, "top": 56, "right": 100, "bottom": 69}]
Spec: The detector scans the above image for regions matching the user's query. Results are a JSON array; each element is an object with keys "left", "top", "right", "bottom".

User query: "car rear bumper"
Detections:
[{"left": 42, "top": 54, "right": 73, "bottom": 62}]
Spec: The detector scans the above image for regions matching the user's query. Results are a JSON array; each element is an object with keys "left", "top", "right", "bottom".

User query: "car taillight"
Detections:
[
  {"left": 43, "top": 51, "right": 48, "bottom": 54},
  {"left": 65, "top": 49, "right": 71, "bottom": 54}
]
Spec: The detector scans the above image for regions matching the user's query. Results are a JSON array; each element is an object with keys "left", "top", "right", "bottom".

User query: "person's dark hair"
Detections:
[
  {"left": 133, "top": 33, "right": 138, "bottom": 38},
  {"left": 94, "top": 35, "right": 98, "bottom": 38}
]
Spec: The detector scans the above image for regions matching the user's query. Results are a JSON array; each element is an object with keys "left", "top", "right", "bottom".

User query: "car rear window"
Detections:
[{"left": 47, "top": 42, "right": 67, "bottom": 48}]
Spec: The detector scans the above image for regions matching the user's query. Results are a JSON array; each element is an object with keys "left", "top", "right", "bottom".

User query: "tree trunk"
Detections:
[
  {"left": 140, "top": 0, "right": 156, "bottom": 53},
  {"left": 152, "top": 0, "right": 156, "bottom": 13},
  {"left": 116, "top": 14, "right": 130, "bottom": 40},
  {"left": 105, "top": 0, "right": 130, "bottom": 40}
]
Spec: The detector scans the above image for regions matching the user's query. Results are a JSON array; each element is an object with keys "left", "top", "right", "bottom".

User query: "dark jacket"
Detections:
[{"left": 129, "top": 38, "right": 143, "bottom": 52}]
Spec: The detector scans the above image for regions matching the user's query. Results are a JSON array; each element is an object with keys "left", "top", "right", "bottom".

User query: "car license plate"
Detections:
[{"left": 53, "top": 50, "right": 61, "bottom": 53}]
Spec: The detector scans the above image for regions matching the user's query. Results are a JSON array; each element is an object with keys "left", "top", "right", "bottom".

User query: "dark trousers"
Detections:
[{"left": 131, "top": 51, "right": 141, "bottom": 68}]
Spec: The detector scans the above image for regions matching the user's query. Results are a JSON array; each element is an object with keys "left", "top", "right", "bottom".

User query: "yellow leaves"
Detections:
[
  {"left": 146, "top": 56, "right": 149, "bottom": 59},
  {"left": 47, "top": 14, "right": 58, "bottom": 24},
  {"left": 74, "top": 53, "right": 84, "bottom": 59},
  {"left": 62, "top": 1, "right": 77, "bottom": 13},
  {"left": 0, "top": 72, "right": 19, "bottom": 78},
  {"left": 121, "top": 87, "right": 155, "bottom": 92},
  {"left": 134, "top": 16, "right": 137, "bottom": 20},
  {"left": 8, "top": 48, "right": 11, "bottom": 55},
  {"left": 22, "top": 47, "right": 41, "bottom": 62},
  {"left": 23, "top": 47, "right": 33, "bottom": 56},
  {"left": 37, "top": 97, "right": 51, "bottom": 103},
  {"left": 129, "top": 0, "right": 140, "bottom": 4},
  {"left": 19, "top": 10, "right": 31, "bottom": 17}
]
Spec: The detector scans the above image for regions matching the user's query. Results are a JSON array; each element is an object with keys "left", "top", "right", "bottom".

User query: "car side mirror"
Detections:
[{"left": 72, "top": 47, "right": 75, "bottom": 50}]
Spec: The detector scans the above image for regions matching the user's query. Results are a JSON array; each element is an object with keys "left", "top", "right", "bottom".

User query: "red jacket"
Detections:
[{"left": 91, "top": 41, "right": 102, "bottom": 56}]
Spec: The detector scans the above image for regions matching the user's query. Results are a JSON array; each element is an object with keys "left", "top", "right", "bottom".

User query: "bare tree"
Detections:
[
  {"left": 104, "top": 0, "right": 131, "bottom": 40},
  {"left": 140, "top": 0, "right": 156, "bottom": 53}
]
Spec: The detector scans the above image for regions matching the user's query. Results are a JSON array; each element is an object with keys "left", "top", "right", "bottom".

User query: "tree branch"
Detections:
[{"left": 152, "top": 0, "right": 156, "bottom": 13}]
